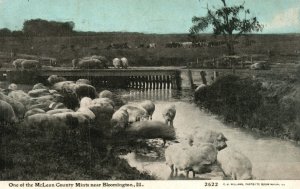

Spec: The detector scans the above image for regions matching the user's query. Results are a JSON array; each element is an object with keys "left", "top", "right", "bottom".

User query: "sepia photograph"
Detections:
[{"left": 0, "top": 0, "right": 300, "bottom": 186}]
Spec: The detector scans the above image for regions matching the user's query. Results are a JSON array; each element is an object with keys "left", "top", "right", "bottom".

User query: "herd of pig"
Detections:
[
  {"left": 0, "top": 75, "right": 173, "bottom": 132},
  {"left": 165, "top": 130, "right": 253, "bottom": 180},
  {"left": 71, "top": 56, "right": 129, "bottom": 69},
  {"left": 12, "top": 55, "right": 129, "bottom": 70},
  {"left": 0, "top": 74, "right": 253, "bottom": 180}
]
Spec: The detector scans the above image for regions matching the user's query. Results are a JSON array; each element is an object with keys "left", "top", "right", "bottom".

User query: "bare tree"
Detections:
[{"left": 190, "top": 0, "right": 263, "bottom": 55}]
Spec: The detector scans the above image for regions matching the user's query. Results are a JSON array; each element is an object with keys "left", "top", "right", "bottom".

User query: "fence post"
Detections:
[
  {"left": 187, "top": 69, "right": 194, "bottom": 89},
  {"left": 200, "top": 70, "right": 207, "bottom": 85},
  {"left": 173, "top": 70, "right": 182, "bottom": 90},
  {"left": 213, "top": 71, "right": 219, "bottom": 81}
]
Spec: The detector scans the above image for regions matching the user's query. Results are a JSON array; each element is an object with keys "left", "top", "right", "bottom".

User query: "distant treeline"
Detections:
[
  {"left": 0, "top": 19, "right": 75, "bottom": 36},
  {"left": 0, "top": 19, "right": 150, "bottom": 37}
]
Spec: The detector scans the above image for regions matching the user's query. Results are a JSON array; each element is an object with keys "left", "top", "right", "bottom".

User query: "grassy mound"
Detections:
[{"left": 195, "top": 74, "right": 300, "bottom": 141}]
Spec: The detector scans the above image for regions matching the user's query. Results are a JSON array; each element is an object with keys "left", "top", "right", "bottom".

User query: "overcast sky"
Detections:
[{"left": 0, "top": 0, "right": 299, "bottom": 34}]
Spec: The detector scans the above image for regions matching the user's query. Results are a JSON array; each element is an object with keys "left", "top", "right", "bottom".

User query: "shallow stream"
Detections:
[{"left": 117, "top": 89, "right": 300, "bottom": 180}]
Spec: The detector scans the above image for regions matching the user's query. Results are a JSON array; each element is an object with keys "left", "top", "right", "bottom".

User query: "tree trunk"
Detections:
[
  {"left": 225, "top": 34, "right": 235, "bottom": 55},
  {"left": 226, "top": 40, "right": 236, "bottom": 73},
  {"left": 227, "top": 42, "right": 235, "bottom": 55}
]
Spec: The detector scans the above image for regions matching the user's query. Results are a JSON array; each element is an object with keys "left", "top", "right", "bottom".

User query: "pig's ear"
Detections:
[{"left": 217, "top": 134, "right": 228, "bottom": 141}]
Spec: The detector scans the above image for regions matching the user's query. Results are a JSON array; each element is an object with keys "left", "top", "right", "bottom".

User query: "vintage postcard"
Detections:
[{"left": 0, "top": 0, "right": 299, "bottom": 188}]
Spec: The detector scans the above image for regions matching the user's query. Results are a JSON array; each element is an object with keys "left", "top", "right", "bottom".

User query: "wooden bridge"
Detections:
[
  {"left": 4, "top": 68, "right": 182, "bottom": 89},
  {"left": 2, "top": 66, "right": 286, "bottom": 90}
]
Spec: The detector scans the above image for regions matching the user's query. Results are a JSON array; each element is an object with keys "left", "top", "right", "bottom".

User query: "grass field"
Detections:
[{"left": 0, "top": 33, "right": 300, "bottom": 67}]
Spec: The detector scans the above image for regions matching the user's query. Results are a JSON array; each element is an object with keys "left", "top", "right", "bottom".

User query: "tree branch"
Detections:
[
  {"left": 221, "top": 0, "right": 227, "bottom": 7},
  {"left": 233, "top": 19, "right": 260, "bottom": 39}
]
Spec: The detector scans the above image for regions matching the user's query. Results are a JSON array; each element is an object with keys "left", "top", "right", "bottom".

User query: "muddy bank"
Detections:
[
  {"left": 0, "top": 121, "right": 154, "bottom": 180},
  {"left": 194, "top": 70, "right": 300, "bottom": 141}
]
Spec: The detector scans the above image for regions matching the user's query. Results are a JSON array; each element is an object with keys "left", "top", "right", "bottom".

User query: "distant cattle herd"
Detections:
[{"left": 106, "top": 40, "right": 242, "bottom": 49}]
